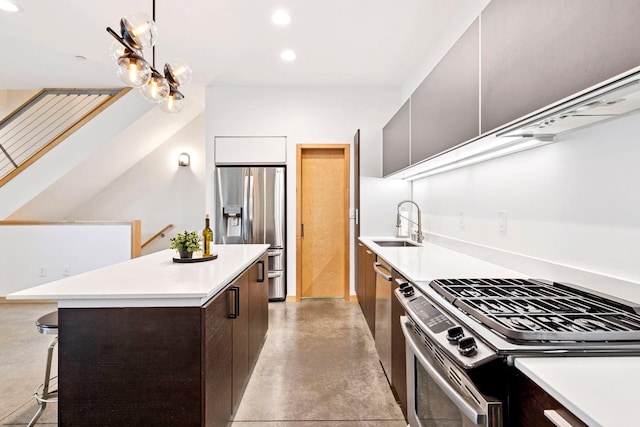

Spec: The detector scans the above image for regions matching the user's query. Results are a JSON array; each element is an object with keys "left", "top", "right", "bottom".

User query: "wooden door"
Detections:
[{"left": 296, "top": 144, "right": 350, "bottom": 300}]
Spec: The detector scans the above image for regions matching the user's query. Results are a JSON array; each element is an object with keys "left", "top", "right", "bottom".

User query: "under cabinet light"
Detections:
[{"left": 398, "top": 136, "right": 554, "bottom": 181}]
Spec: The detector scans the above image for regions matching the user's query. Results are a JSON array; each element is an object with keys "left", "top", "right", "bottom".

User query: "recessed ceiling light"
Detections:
[
  {"left": 0, "top": 0, "right": 21, "bottom": 13},
  {"left": 272, "top": 10, "right": 291, "bottom": 26},
  {"left": 280, "top": 49, "right": 296, "bottom": 62}
]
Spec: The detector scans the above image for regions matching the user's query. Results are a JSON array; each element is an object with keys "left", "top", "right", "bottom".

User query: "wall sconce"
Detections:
[{"left": 178, "top": 152, "right": 190, "bottom": 167}]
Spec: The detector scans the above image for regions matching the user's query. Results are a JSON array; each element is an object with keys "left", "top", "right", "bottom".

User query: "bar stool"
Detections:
[{"left": 28, "top": 311, "right": 58, "bottom": 427}]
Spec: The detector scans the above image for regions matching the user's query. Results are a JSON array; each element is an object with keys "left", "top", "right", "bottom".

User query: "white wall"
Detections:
[
  {"left": 68, "top": 114, "right": 207, "bottom": 255},
  {"left": 205, "top": 86, "right": 411, "bottom": 296},
  {"left": 412, "top": 111, "right": 640, "bottom": 292},
  {"left": 0, "top": 223, "right": 132, "bottom": 296},
  {"left": 0, "top": 91, "right": 155, "bottom": 219}
]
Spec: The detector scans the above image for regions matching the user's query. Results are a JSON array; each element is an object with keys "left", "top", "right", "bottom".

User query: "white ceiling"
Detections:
[{"left": 0, "top": 0, "right": 489, "bottom": 91}]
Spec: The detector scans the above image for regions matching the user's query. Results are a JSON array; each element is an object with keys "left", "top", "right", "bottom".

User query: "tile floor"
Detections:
[{"left": 0, "top": 300, "right": 406, "bottom": 426}]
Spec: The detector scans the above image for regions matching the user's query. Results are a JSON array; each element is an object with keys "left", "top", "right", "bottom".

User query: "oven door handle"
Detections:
[{"left": 401, "top": 317, "right": 486, "bottom": 425}]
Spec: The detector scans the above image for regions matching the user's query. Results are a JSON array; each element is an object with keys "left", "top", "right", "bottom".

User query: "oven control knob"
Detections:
[
  {"left": 399, "top": 283, "right": 411, "bottom": 291},
  {"left": 457, "top": 336, "right": 478, "bottom": 357},
  {"left": 446, "top": 326, "right": 464, "bottom": 344},
  {"left": 400, "top": 286, "right": 414, "bottom": 297}
]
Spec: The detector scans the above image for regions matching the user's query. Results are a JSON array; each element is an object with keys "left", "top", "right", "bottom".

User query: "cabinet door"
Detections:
[
  {"left": 390, "top": 270, "right": 408, "bottom": 418},
  {"left": 410, "top": 18, "right": 479, "bottom": 164},
  {"left": 481, "top": 0, "right": 640, "bottom": 134},
  {"left": 248, "top": 254, "right": 268, "bottom": 368},
  {"left": 364, "top": 248, "right": 377, "bottom": 336},
  {"left": 203, "top": 289, "right": 233, "bottom": 426},
  {"left": 382, "top": 99, "right": 411, "bottom": 177},
  {"left": 510, "top": 369, "right": 587, "bottom": 427},
  {"left": 232, "top": 272, "right": 250, "bottom": 410},
  {"left": 357, "top": 243, "right": 367, "bottom": 312}
]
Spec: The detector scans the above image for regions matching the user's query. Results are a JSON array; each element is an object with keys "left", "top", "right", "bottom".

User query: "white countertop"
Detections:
[
  {"left": 515, "top": 357, "right": 640, "bottom": 426},
  {"left": 359, "top": 236, "right": 524, "bottom": 282},
  {"left": 361, "top": 236, "right": 639, "bottom": 426},
  {"left": 7, "top": 244, "right": 269, "bottom": 308}
]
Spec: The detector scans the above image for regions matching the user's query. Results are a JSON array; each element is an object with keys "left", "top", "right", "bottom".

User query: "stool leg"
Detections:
[{"left": 28, "top": 336, "right": 57, "bottom": 427}]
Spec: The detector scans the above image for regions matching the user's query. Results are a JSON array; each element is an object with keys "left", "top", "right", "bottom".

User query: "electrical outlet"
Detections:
[
  {"left": 459, "top": 211, "right": 465, "bottom": 229},
  {"left": 498, "top": 210, "right": 507, "bottom": 233},
  {"left": 63, "top": 266, "right": 71, "bottom": 276},
  {"left": 39, "top": 265, "right": 46, "bottom": 277}
]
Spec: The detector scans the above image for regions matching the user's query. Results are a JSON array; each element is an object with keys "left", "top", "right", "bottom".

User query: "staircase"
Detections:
[{"left": 0, "top": 88, "right": 128, "bottom": 188}]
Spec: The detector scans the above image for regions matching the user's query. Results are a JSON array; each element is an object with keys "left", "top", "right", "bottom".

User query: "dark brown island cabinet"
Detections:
[{"left": 58, "top": 253, "right": 269, "bottom": 427}]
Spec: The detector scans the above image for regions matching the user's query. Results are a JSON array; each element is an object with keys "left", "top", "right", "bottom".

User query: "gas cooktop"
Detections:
[{"left": 429, "top": 278, "right": 640, "bottom": 343}]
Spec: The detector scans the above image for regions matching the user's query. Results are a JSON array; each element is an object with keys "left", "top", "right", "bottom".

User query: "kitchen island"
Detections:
[{"left": 8, "top": 244, "right": 270, "bottom": 426}]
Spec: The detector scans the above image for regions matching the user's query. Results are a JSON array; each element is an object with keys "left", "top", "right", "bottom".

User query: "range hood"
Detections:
[
  {"left": 396, "top": 69, "right": 640, "bottom": 181},
  {"left": 497, "top": 72, "right": 640, "bottom": 138}
]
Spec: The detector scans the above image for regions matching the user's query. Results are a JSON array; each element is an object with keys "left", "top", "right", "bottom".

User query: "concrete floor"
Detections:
[
  {"left": 0, "top": 303, "right": 58, "bottom": 425},
  {"left": 0, "top": 300, "right": 405, "bottom": 426}
]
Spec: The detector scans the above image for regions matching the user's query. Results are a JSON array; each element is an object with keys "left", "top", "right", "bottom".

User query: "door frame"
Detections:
[{"left": 296, "top": 144, "right": 351, "bottom": 302}]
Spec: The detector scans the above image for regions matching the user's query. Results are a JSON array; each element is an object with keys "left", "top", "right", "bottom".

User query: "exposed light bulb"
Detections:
[
  {"left": 121, "top": 12, "right": 158, "bottom": 49},
  {"left": 129, "top": 63, "right": 138, "bottom": 84},
  {"left": 165, "top": 59, "right": 192, "bottom": 86},
  {"left": 140, "top": 72, "right": 170, "bottom": 103},
  {"left": 161, "top": 95, "right": 184, "bottom": 113},
  {"left": 116, "top": 52, "right": 151, "bottom": 87}
]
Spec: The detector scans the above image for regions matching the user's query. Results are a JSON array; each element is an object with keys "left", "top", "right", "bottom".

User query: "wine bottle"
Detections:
[{"left": 203, "top": 214, "right": 213, "bottom": 257}]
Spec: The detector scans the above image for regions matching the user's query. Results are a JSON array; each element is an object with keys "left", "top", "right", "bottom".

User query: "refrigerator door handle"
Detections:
[
  {"left": 242, "top": 169, "right": 253, "bottom": 243},
  {"left": 247, "top": 172, "right": 254, "bottom": 242}
]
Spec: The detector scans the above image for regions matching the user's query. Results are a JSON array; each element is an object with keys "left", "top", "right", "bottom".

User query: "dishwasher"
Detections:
[{"left": 373, "top": 256, "right": 393, "bottom": 381}]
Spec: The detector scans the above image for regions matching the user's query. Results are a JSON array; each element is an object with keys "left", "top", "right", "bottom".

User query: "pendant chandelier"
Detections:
[{"left": 106, "top": 0, "right": 192, "bottom": 113}]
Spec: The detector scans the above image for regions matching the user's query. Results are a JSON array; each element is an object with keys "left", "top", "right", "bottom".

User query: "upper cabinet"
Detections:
[
  {"left": 410, "top": 19, "right": 479, "bottom": 165},
  {"left": 481, "top": 0, "right": 640, "bottom": 134},
  {"left": 382, "top": 99, "right": 410, "bottom": 177},
  {"left": 382, "top": 1, "right": 640, "bottom": 178}
]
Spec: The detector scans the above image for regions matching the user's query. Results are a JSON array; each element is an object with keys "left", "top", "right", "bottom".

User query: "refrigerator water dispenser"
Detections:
[{"left": 223, "top": 205, "right": 242, "bottom": 237}]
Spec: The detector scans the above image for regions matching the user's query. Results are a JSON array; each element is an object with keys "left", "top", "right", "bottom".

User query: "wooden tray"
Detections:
[{"left": 172, "top": 253, "right": 218, "bottom": 263}]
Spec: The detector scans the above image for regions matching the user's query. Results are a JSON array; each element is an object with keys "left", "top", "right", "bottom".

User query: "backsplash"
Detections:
[{"left": 411, "top": 110, "right": 640, "bottom": 292}]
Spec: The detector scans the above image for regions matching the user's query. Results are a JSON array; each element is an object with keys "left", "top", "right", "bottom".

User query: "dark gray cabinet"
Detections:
[
  {"left": 481, "top": 0, "right": 640, "bottom": 134},
  {"left": 382, "top": 99, "right": 410, "bottom": 177},
  {"left": 410, "top": 18, "right": 479, "bottom": 164}
]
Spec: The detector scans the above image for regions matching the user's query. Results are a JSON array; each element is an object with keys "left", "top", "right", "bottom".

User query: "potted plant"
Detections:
[{"left": 170, "top": 230, "right": 202, "bottom": 259}]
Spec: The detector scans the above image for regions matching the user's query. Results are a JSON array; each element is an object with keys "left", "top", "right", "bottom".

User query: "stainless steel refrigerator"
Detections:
[{"left": 214, "top": 166, "right": 286, "bottom": 301}]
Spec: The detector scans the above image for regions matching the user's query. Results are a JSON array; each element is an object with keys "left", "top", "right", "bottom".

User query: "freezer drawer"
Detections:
[
  {"left": 268, "top": 270, "right": 286, "bottom": 301},
  {"left": 268, "top": 248, "right": 285, "bottom": 271}
]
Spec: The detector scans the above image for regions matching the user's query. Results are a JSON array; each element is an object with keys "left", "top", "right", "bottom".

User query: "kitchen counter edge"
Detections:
[{"left": 6, "top": 244, "right": 270, "bottom": 308}]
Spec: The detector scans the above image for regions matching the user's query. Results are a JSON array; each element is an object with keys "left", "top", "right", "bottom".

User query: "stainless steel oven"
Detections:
[
  {"left": 401, "top": 315, "right": 502, "bottom": 427},
  {"left": 397, "top": 277, "right": 640, "bottom": 427}
]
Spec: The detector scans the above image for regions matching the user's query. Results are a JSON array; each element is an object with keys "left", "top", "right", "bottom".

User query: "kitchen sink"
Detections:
[{"left": 373, "top": 240, "right": 420, "bottom": 247}]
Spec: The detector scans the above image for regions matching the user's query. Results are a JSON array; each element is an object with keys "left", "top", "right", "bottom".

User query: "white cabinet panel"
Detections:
[{"left": 215, "top": 137, "right": 286, "bottom": 164}]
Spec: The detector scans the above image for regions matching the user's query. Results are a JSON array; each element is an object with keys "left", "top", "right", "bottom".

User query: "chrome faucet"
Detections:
[{"left": 396, "top": 200, "right": 424, "bottom": 243}]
